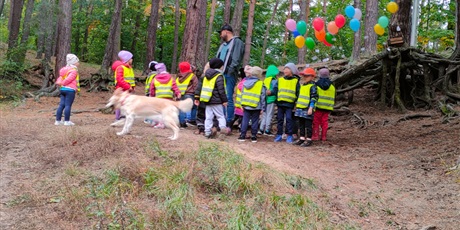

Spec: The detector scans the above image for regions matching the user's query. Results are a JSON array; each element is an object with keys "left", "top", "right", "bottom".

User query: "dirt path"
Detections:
[{"left": 1, "top": 91, "right": 459, "bottom": 229}]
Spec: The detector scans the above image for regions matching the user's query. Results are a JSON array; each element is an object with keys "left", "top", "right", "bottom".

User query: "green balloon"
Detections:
[
  {"left": 378, "top": 16, "right": 389, "bottom": 28},
  {"left": 326, "top": 33, "right": 334, "bottom": 44},
  {"left": 305, "top": 37, "right": 315, "bottom": 50},
  {"left": 296, "top": 21, "right": 307, "bottom": 35}
]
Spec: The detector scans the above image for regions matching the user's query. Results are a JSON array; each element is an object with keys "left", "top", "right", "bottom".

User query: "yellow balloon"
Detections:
[
  {"left": 374, "top": 24, "right": 385, "bottom": 36},
  {"left": 295, "top": 36, "right": 305, "bottom": 48},
  {"left": 387, "top": 2, "right": 399, "bottom": 14}
]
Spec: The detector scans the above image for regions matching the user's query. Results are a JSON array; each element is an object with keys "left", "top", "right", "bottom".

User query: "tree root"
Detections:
[{"left": 396, "top": 114, "right": 432, "bottom": 123}]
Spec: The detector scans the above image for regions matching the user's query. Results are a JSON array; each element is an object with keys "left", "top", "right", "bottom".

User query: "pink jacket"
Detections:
[
  {"left": 149, "top": 72, "right": 181, "bottom": 98},
  {"left": 235, "top": 78, "right": 246, "bottom": 116},
  {"left": 56, "top": 66, "right": 79, "bottom": 91}
]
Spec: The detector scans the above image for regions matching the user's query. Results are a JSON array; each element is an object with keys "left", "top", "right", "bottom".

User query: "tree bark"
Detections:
[
  {"left": 81, "top": 2, "right": 93, "bottom": 61},
  {"left": 180, "top": 0, "right": 205, "bottom": 64},
  {"left": 230, "top": 0, "right": 244, "bottom": 36},
  {"left": 7, "top": 0, "right": 24, "bottom": 60},
  {"left": 17, "top": 0, "right": 35, "bottom": 65},
  {"left": 0, "top": 0, "right": 5, "bottom": 17},
  {"left": 450, "top": 0, "right": 460, "bottom": 59},
  {"left": 130, "top": 13, "right": 142, "bottom": 52},
  {"left": 364, "top": 0, "right": 378, "bottom": 56},
  {"left": 380, "top": 58, "right": 388, "bottom": 105},
  {"left": 55, "top": 0, "right": 73, "bottom": 78},
  {"left": 224, "top": 0, "right": 231, "bottom": 24},
  {"left": 394, "top": 53, "right": 407, "bottom": 112},
  {"left": 260, "top": 0, "right": 279, "bottom": 67},
  {"left": 351, "top": 0, "right": 361, "bottom": 61},
  {"left": 99, "top": 0, "right": 122, "bottom": 78},
  {"left": 242, "top": 0, "right": 256, "bottom": 66},
  {"left": 204, "top": 0, "right": 217, "bottom": 66},
  {"left": 145, "top": 0, "right": 160, "bottom": 74},
  {"left": 195, "top": 0, "right": 208, "bottom": 70},
  {"left": 112, "top": 5, "right": 121, "bottom": 64},
  {"left": 297, "top": 0, "right": 307, "bottom": 65},
  {"left": 282, "top": 0, "right": 293, "bottom": 62},
  {"left": 171, "top": 0, "right": 181, "bottom": 74},
  {"left": 389, "top": 0, "right": 412, "bottom": 46}
]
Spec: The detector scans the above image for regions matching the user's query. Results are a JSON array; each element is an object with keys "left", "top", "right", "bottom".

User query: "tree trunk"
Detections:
[
  {"left": 44, "top": 0, "right": 55, "bottom": 63},
  {"left": 394, "top": 53, "right": 407, "bottom": 112},
  {"left": 260, "top": 0, "right": 279, "bottom": 67},
  {"left": 74, "top": 1, "right": 83, "bottom": 56},
  {"left": 100, "top": 0, "right": 122, "bottom": 78},
  {"left": 297, "top": 0, "right": 307, "bottom": 65},
  {"left": 450, "top": 0, "right": 460, "bottom": 59},
  {"left": 170, "top": 0, "right": 181, "bottom": 74},
  {"left": 112, "top": 7, "right": 121, "bottom": 64},
  {"left": 204, "top": 0, "right": 217, "bottom": 66},
  {"left": 17, "top": 0, "right": 35, "bottom": 65},
  {"left": 322, "top": 0, "right": 327, "bottom": 13},
  {"left": 195, "top": 0, "right": 208, "bottom": 70},
  {"left": 0, "top": 0, "right": 5, "bottom": 17},
  {"left": 81, "top": 2, "right": 93, "bottom": 61},
  {"left": 380, "top": 58, "right": 388, "bottom": 105},
  {"left": 145, "top": 0, "right": 160, "bottom": 74},
  {"left": 224, "top": 0, "right": 231, "bottom": 24},
  {"left": 230, "top": 0, "right": 244, "bottom": 36},
  {"left": 363, "top": 0, "right": 378, "bottom": 56},
  {"left": 242, "top": 0, "right": 256, "bottom": 66},
  {"left": 351, "top": 0, "right": 361, "bottom": 61},
  {"left": 55, "top": 0, "right": 73, "bottom": 78},
  {"left": 389, "top": 0, "right": 412, "bottom": 46},
  {"left": 130, "top": 13, "right": 142, "bottom": 52},
  {"left": 282, "top": 0, "right": 293, "bottom": 62},
  {"left": 180, "top": 0, "right": 204, "bottom": 64},
  {"left": 7, "top": 0, "right": 24, "bottom": 60}
]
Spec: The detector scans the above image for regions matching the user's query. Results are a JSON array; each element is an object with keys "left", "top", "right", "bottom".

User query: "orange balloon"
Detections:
[
  {"left": 315, "top": 29, "right": 326, "bottom": 42},
  {"left": 327, "top": 21, "right": 339, "bottom": 35}
]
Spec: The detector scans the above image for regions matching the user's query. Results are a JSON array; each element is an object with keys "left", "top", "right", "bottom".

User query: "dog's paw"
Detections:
[
  {"left": 116, "top": 132, "right": 126, "bottom": 136},
  {"left": 168, "top": 136, "right": 177, "bottom": 140}
]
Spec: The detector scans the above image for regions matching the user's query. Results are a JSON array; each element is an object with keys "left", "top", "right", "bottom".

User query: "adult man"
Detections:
[{"left": 216, "top": 24, "right": 245, "bottom": 128}]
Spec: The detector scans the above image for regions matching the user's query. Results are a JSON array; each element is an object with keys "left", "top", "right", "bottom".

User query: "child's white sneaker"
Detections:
[
  {"left": 64, "top": 121, "right": 75, "bottom": 126},
  {"left": 153, "top": 123, "right": 164, "bottom": 129},
  {"left": 54, "top": 120, "right": 63, "bottom": 125}
]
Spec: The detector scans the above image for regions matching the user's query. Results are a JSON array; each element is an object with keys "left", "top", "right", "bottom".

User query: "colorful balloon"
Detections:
[
  {"left": 327, "top": 21, "right": 339, "bottom": 35},
  {"left": 345, "top": 5, "right": 355, "bottom": 19},
  {"left": 335, "top": 14, "right": 346, "bottom": 28},
  {"left": 312, "top": 17, "right": 325, "bottom": 31},
  {"left": 285, "top": 19, "right": 297, "bottom": 32},
  {"left": 378, "top": 16, "right": 389, "bottom": 28},
  {"left": 295, "top": 35, "right": 305, "bottom": 48},
  {"left": 349, "top": 18, "right": 360, "bottom": 32},
  {"left": 387, "top": 2, "right": 399, "bottom": 14},
  {"left": 353, "top": 8, "right": 362, "bottom": 20},
  {"left": 315, "top": 29, "right": 326, "bottom": 42},
  {"left": 323, "top": 40, "right": 332, "bottom": 47},
  {"left": 292, "top": 30, "right": 300, "bottom": 37},
  {"left": 326, "top": 33, "right": 334, "bottom": 44},
  {"left": 305, "top": 37, "right": 315, "bottom": 50},
  {"left": 374, "top": 24, "right": 385, "bottom": 36},
  {"left": 296, "top": 20, "right": 307, "bottom": 35}
]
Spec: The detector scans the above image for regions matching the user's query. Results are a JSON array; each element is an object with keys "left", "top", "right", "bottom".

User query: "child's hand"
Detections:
[
  {"left": 267, "top": 90, "right": 271, "bottom": 95},
  {"left": 223, "top": 102, "right": 228, "bottom": 107},
  {"left": 307, "top": 107, "right": 313, "bottom": 115},
  {"left": 194, "top": 100, "right": 200, "bottom": 106}
]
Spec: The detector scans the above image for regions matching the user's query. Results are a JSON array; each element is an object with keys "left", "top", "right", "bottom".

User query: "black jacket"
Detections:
[{"left": 195, "top": 69, "right": 228, "bottom": 105}]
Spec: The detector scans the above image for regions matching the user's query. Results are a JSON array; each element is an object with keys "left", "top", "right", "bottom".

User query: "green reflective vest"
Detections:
[
  {"left": 277, "top": 77, "right": 298, "bottom": 103},
  {"left": 316, "top": 85, "right": 336, "bottom": 111},
  {"left": 296, "top": 84, "right": 314, "bottom": 109},
  {"left": 242, "top": 80, "right": 263, "bottom": 108},
  {"left": 114, "top": 65, "right": 135, "bottom": 87},
  {"left": 176, "top": 73, "right": 194, "bottom": 95},
  {"left": 154, "top": 78, "right": 173, "bottom": 98}
]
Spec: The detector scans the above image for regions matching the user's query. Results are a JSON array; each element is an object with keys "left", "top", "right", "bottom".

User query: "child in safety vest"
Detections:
[
  {"left": 194, "top": 58, "right": 231, "bottom": 138},
  {"left": 229, "top": 66, "right": 250, "bottom": 132},
  {"left": 145, "top": 61, "right": 158, "bottom": 96},
  {"left": 177, "top": 61, "right": 198, "bottom": 128},
  {"left": 112, "top": 50, "right": 135, "bottom": 120},
  {"left": 238, "top": 66, "right": 266, "bottom": 143},
  {"left": 258, "top": 64, "right": 279, "bottom": 136},
  {"left": 312, "top": 68, "right": 335, "bottom": 141},
  {"left": 55, "top": 53, "right": 80, "bottom": 126},
  {"left": 194, "top": 63, "right": 209, "bottom": 135},
  {"left": 293, "top": 68, "right": 318, "bottom": 147},
  {"left": 149, "top": 63, "right": 182, "bottom": 129},
  {"left": 273, "top": 63, "right": 300, "bottom": 143}
]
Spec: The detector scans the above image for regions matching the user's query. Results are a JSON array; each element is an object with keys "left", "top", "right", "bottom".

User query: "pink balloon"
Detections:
[
  {"left": 327, "top": 21, "right": 339, "bottom": 35},
  {"left": 285, "top": 19, "right": 297, "bottom": 32},
  {"left": 335, "top": 14, "right": 346, "bottom": 28},
  {"left": 312, "top": 17, "right": 325, "bottom": 31}
]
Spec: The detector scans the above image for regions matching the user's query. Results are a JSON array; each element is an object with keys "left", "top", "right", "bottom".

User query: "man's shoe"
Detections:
[
  {"left": 238, "top": 136, "right": 246, "bottom": 142},
  {"left": 300, "top": 140, "right": 313, "bottom": 147},
  {"left": 274, "top": 135, "right": 283, "bottom": 142},
  {"left": 251, "top": 136, "right": 257, "bottom": 143},
  {"left": 286, "top": 135, "right": 294, "bottom": 143},
  {"left": 293, "top": 139, "right": 304, "bottom": 145}
]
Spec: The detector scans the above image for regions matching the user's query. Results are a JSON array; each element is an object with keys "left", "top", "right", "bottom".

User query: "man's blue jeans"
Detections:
[
  {"left": 224, "top": 74, "right": 237, "bottom": 124},
  {"left": 179, "top": 94, "right": 197, "bottom": 124}
]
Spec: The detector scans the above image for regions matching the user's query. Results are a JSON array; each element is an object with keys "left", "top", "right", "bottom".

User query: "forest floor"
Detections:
[{"left": 1, "top": 82, "right": 460, "bottom": 229}]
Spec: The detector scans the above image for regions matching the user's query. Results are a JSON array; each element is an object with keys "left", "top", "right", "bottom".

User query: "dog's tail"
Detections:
[{"left": 176, "top": 98, "right": 193, "bottom": 113}]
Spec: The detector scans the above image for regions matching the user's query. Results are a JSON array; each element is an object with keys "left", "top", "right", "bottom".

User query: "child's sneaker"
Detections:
[
  {"left": 300, "top": 140, "right": 313, "bottom": 147},
  {"left": 238, "top": 135, "right": 246, "bottom": 142},
  {"left": 251, "top": 136, "right": 257, "bottom": 143},
  {"left": 282, "top": 134, "right": 287, "bottom": 140},
  {"left": 204, "top": 133, "right": 212, "bottom": 139},
  {"left": 264, "top": 130, "right": 274, "bottom": 136},
  {"left": 274, "top": 135, "right": 283, "bottom": 142},
  {"left": 222, "top": 127, "right": 232, "bottom": 136},
  {"left": 180, "top": 123, "right": 188, "bottom": 129},
  {"left": 64, "top": 121, "right": 75, "bottom": 126},
  {"left": 293, "top": 139, "right": 304, "bottom": 145},
  {"left": 54, "top": 120, "right": 63, "bottom": 126},
  {"left": 257, "top": 130, "right": 263, "bottom": 135},
  {"left": 154, "top": 123, "right": 165, "bottom": 129},
  {"left": 286, "top": 135, "right": 294, "bottom": 143}
]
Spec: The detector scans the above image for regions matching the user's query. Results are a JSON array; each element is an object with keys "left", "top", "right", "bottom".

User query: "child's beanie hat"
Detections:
[
  {"left": 179, "top": 62, "right": 192, "bottom": 74},
  {"left": 300, "top": 68, "right": 316, "bottom": 77},
  {"left": 284, "top": 63, "right": 299, "bottom": 75},
  {"left": 266, "top": 65, "right": 279, "bottom": 77},
  {"left": 155, "top": 63, "right": 167, "bottom": 73},
  {"left": 244, "top": 65, "right": 252, "bottom": 77},
  {"left": 118, "top": 50, "right": 133, "bottom": 63},
  {"left": 319, "top": 68, "right": 330, "bottom": 78},
  {"left": 251, "top": 66, "right": 263, "bottom": 79},
  {"left": 209, "top": 58, "right": 224, "bottom": 69},
  {"left": 66, "top": 54, "right": 79, "bottom": 65}
]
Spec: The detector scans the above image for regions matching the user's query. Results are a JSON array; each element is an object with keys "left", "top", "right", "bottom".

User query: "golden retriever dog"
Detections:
[{"left": 106, "top": 88, "right": 193, "bottom": 140}]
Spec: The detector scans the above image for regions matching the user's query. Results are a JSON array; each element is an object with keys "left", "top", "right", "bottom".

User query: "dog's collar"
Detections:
[{"left": 120, "top": 94, "right": 130, "bottom": 106}]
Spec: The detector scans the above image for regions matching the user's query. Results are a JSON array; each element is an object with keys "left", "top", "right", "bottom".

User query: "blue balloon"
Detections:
[
  {"left": 349, "top": 18, "right": 360, "bottom": 32},
  {"left": 292, "top": 30, "right": 300, "bottom": 37},
  {"left": 345, "top": 5, "right": 355, "bottom": 19}
]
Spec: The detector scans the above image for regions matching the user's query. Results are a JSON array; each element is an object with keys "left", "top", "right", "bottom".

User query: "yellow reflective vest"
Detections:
[
  {"left": 154, "top": 78, "right": 173, "bottom": 98},
  {"left": 145, "top": 73, "right": 156, "bottom": 95},
  {"left": 316, "top": 85, "right": 336, "bottom": 111},
  {"left": 61, "top": 68, "right": 80, "bottom": 92},
  {"left": 114, "top": 65, "right": 135, "bottom": 87},
  {"left": 296, "top": 84, "right": 314, "bottom": 109},
  {"left": 200, "top": 73, "right": 223, "bottom": 102},
  {"left": 277, "top": 77, "right": 298, "bottom": 103},
  {"left": 241, "top": 80, "right": 263, "bottom": 108},
  {"left": 176, "top": 73, "right": 194, "bottom": 95},
  {"left": 235, "top": 84, "right": 243, "bottom": 109}
]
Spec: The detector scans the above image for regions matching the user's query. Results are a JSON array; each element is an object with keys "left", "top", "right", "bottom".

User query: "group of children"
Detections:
[{"left": 55, "top": 50, "right": 336, "bottom": 147}]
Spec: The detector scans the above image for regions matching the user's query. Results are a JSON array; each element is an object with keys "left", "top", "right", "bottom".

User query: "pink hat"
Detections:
[{"left": 118, "top": 50, "right": 133, "bottom": 63}]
